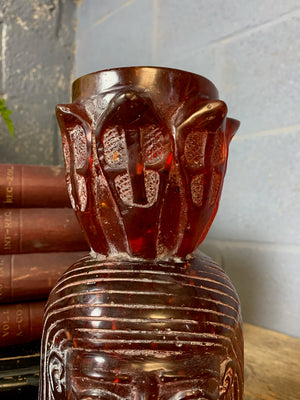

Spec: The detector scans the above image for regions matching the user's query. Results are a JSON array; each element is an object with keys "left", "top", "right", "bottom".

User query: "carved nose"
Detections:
[{"left": 132, "top": 373, "right": 159, "bottom": 400}]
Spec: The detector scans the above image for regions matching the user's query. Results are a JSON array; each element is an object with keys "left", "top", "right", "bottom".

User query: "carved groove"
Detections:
[
  {"left": 210, "top": 168, "right": 222, "bottom": 206},
  {"left": 191, "top": 174, "right": 205, "bottom": 207},
  {"left": 141, "top": 124, "right": 164, "bottom": 165},
  {"left": 103, "top": 127, "right": 128, "bottom": 168},
  {"left": 184, "top": 131, "right": 207, "bottom": 168},
  {"left": 114, "top": 172, "right": 133, "bottom": 205}
]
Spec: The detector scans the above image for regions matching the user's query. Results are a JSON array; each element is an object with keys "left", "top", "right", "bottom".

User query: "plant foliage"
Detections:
[{"left": 0, "top": 99, "right": 14, "bottom": 138}]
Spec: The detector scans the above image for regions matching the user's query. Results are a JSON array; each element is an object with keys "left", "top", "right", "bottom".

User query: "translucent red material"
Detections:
[
  {"left": 40, "top": 255, "right": 243, "bottom": 399},
  {"left": 55, "top": 67, "right": 239, "bottom": 260},
  {"left": 39, "top": 67, "right": 243, "bottom": 400}
]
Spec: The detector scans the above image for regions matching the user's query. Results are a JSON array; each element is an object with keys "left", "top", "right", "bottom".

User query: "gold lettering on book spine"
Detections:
[
  {"left": 15, "top": 304, "right": 24, "bottom": 337},
  {"left": 0, "top": 258, "right": 4, "bottom": 299},
  {"left": 3, "top": 211, "right": 12, "bottom": 250},
  {"left": 1, "top": 309, "right": 10, "bottom": 338},
  {"left": 4, "top": 165, "right": 14, "bottom": 205}
]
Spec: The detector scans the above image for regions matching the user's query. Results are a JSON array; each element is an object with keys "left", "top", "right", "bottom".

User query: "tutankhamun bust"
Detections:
[{"left": 39, "top": 67, "right": 243, "bottom": 400}]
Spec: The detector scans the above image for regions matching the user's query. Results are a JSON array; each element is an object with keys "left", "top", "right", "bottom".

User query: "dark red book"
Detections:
[
  {"left": 0, "top": 163, "right": 70, "bottom": 208},
  {"left": 0, "top": 208, "right": 89, "bottom": 254},
  {"left": 0, "top": 301, "right": 45, "bottom": 347},
  {"left": 0, "top": 251, "right": 88, "bottom": 303}
]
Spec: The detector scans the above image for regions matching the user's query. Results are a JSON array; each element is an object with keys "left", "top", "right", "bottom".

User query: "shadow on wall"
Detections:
[{"left": 200, "top": 240, "right": 300, "bottom": 338}]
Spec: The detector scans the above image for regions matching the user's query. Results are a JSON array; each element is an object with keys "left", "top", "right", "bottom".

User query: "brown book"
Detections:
[
  {"left": 0, "top": 163, "right": 70, "bottom": 208},
  {"left": 0, "top": 251, "right": 88, "bottom": 303},
  {"left": 0, "top": 301, "right": 45, "bottom": 347},
  {"left": 0, "top": 208, "right": 89, "bottom": 254}
]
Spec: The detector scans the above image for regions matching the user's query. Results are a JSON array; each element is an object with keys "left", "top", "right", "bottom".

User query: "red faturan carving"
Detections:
[
  {"left": 39, "top": 67, "right": 243, "bottom": 400},
  {"left": 55, "top": 67, "right": 239, "bottom": 260}
]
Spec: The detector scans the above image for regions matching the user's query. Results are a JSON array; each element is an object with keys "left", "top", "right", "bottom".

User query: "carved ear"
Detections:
[
  {"left": 48, "top": 351, "right": 65, "bottom": 399},
  {"left": 220, "top": 363, "right": 241, "bottom": 400}
]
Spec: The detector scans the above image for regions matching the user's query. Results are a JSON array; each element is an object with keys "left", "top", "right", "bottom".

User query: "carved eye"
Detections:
[
  {"left": 168, "top": 390, "right": 211, "bottom": 400},
  {"left": 169, "top": 395, "right": 208, "bottom": 400},
  {"left": 78, "top": 389, "right": 129, "bottom": 400},
  {"left": 173, "top": 397, "right": 208, "bottom": 400}
]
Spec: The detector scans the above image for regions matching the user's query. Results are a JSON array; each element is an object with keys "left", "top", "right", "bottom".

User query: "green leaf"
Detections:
[{"left": 0, "top": 99, "right": 14, "bottom": 138}]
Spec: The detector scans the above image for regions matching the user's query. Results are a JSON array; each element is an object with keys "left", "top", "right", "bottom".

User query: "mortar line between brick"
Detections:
[
  {"left": 159, "top": 7, "right": 300, "bottom": 65},
  {"left": 233, "top": 124, "right": 300, "bottom": 141},
  {"left": 1, "top": 22, "right": 7, "bottom": 91},
  {"left": 203, "top": 239, "right": 300, "bottom": 253},
  {"left": 93, "top": 0, "right": 136, "bottom": 26},
  {"left": 217, "top": 8, "right": 300, "bottom": 45}
]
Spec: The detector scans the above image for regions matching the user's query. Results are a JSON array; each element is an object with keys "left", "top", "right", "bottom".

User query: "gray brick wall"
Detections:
[
  {"left": 0, "top": 0, "right": 77, "bottom": 165},
  {"left": 75, "top": 0, "right": 300, "bottom": 337}
]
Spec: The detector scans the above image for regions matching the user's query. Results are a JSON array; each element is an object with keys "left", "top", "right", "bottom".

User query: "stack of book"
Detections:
[{"left": 0, "top": 163, "right": 89, "bottom": 398}]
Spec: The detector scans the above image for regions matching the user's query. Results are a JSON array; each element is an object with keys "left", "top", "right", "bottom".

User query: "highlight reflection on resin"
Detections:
[{"left": 39, "top": 67, "right": 243, "bottom": 400}]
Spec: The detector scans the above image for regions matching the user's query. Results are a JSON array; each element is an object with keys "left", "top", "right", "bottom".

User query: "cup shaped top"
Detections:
[
  {"left": 72, "top": 66, "right": 218, "bottom": 103},
  {"left": 56, "top": 67, "right": 239, "bottom": 259}
]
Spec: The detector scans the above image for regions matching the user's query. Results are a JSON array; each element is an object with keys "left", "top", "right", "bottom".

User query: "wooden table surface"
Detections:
[{"left": 244, "top": 323, "right": 300, "bottom": 400}]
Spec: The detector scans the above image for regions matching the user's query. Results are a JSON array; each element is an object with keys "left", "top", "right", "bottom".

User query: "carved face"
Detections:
[
  {"left": 40, "top": 256, "right": 243, "bottom": 400},
  {"left": 49, "top": 348, "right": 239, "bottom": 400}
]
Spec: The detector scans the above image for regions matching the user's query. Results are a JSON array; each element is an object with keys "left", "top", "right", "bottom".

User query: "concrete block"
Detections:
[
  {"left": 0, "top": 0, "right": 76, "bottom": 165},
  {"left": 76, "top": 0, "right": 131, "bottom": 29},
  {"left": 156, "top": 45, "right": 219, "bottom": 87},
  {"left": 207, "top": 128, "right": 300, "bottom": 246},
  {"left": 75, "top": 0, "right": 153, "bottom": 77},
  {"left": 154, "top": 0, "right": 300, "bottom": 63},
  {"left": 200, "top": 239, "right": 300, "bottom": 338},
  {"left": 218, "top": 11, "right": 300, "bottom": 135},
  {"left": 0, "top": 13, "right": 3, "bottom": 93}
]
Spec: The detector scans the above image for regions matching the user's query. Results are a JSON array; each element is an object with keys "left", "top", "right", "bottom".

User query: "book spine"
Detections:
[
  {"left": 0, "top": 301, "right": 45, "bottom": 347},
  {"left": 0, "top": 251, "right": 88, "bottom": 303},
  {"left": 0, "top": 208, "right": 89, "bottom": 254},
  {"left": 0, "top": 164, "right": 70, "bottom": 208}
]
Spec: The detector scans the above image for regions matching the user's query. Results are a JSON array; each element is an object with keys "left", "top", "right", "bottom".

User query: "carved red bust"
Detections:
[{"left": 39, "top": 67, "right": 243, "bottom": 400}]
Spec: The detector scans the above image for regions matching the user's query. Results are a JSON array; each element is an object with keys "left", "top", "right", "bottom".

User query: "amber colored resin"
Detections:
[{"left": 39, "top": 67, "right": 243, "bottom": 399}]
